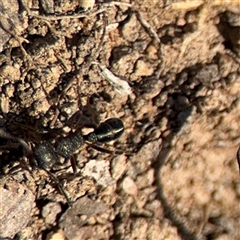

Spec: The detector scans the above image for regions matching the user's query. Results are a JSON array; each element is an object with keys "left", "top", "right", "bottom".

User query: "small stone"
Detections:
[
  {"left": 0, "top": 65, "right": 20, "bottom": 82},
  {"left": 121, "top": 15, "right": 141, "bottom": 42},
  {"left": 4, "top": 84, "right": 15, "bottom": 98},
  {"left": 31, "top": 78, "right": 42, "bottom": 90},
  {"left": 31, "top": 98, "right": 51, "bottom": 116},
  {"left": 130, "top": 218, "right": 148, "bottom": 239},
  {"left": 122, "top": 176, "right": 138, "bottom": 196},
  {"left": 60, "top": 197, "right": 108, "bottom": 240},
  {"left": 0, "top": 177, "right": 35, "bottom": 238},
  {"left": 134, "top": 59, "right": 154, "bottom": 76},
  {"left": 47, "top": 230, "right": 65, "bottom": 240},
  {"left": 0, "top": 94, "right": 9, "bottom": 113},
  {"left": 136, "top": 168, "right": 155, "bottom": 187},
  {"left": 78, "top": 0, "right": 95, "bottom": 9},
  {"left": 82, "top": 160, "right": 115, "bottom": 187},
  {"left": 40, "top": 0, "right": 55, "bottom": 14},
  {"left": 111, "top": 155, "right": 127, "bottom": 180},
  {"left": 42, "top": 202, "right": 62, "bottom": 225},
  {"left": 145, "top": 44, "right": 158, "bottom": 59}
]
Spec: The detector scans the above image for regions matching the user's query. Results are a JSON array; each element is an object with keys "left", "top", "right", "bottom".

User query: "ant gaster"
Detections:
[{"left": 0, "top": 118, "right": 124, "bottom": 205}]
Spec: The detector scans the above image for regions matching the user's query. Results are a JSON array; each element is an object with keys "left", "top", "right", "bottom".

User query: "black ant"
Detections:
[{"left": 0, "top": 118, "right": 124, "bottom": 205}]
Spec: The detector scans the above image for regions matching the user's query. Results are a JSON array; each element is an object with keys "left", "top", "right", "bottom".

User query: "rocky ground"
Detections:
[{"left": 0, "top": 0, "right": 239, "bottom": 240}]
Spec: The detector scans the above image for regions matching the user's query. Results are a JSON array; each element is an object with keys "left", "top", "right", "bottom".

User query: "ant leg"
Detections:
[
  {"left": 43, "top": 168, "right": 72, "bottom": 206},
  {"left": 86, "top": 142, "right": 123, "bottom": 155},
  {"left": 50, "top": 108, "right": 60, "bottom": 129},
  {"left": 7, "top": 157, "right": 32, "bottom": 174},
  {"left": 61, "top": 156, "right": 77, "bottom": 174},
  {"left": 70, "top": 156, "right": 77, "bottom": 174},
  {"left": 0, "top": 128, "right": 32, "bottom": 154}
]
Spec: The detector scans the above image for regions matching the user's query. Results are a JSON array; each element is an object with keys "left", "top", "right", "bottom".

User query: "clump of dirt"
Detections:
[{"left": 0, "top": 0, "right": 239, "bottom": 239}]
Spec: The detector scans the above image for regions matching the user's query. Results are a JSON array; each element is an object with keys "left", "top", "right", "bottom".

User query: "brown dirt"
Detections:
[{"left": 0, "top": 0, "right": 240, "bottom": 240}]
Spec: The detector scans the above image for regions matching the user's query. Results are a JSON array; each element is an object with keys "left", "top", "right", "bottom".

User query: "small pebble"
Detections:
[
  {"left": 122, "top": 176, "right": 138, "bottom": 196},
  {"left": 78, "top": 0, "right": 95, "bottom": 9}
]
